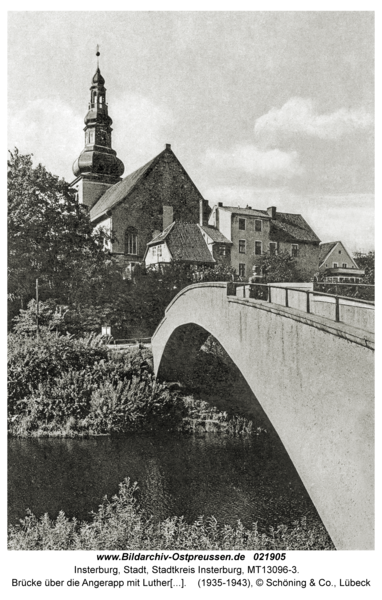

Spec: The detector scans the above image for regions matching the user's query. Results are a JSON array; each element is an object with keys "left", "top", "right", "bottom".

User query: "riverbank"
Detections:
[
  {"left": 8, "top": 332, "right": 261, "bottom": 438},
  {"left": 8, "top": 478, "right": 334, "bottom": 551}
]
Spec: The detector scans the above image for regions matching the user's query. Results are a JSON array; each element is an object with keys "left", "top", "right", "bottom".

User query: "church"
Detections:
[{"left": 70, "top": 59, "right": 211, "bottom": 271}]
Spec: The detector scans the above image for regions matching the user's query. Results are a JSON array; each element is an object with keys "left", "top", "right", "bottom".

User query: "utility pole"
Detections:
[{"left": 36, "top": 278, "right": 40, "bottom": 342}]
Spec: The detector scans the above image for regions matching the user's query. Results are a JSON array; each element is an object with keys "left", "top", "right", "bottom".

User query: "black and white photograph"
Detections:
[{"left": 6, "top": 6, "right": 378, "bottom": 595}]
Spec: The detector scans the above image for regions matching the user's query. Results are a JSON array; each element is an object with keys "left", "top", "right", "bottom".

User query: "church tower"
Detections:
[{"left": 71, "top": 48, "right": 124, "bottom": 208}]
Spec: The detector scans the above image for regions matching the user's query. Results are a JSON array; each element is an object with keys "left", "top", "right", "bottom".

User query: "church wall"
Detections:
[{"left": 110, "top": 151, "right": 203, "bottom": 260}]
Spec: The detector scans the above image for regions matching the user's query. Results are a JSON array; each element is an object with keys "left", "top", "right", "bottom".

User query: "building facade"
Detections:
[
  {"left": 209, "top": 204, "right": 321, "bottom": 280},
  {"left": 318, "top": 242, "right": 364, "bottom": 282}
]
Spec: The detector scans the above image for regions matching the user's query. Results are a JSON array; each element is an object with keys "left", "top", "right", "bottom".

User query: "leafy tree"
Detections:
[
  {"left": 353, "top": 251, "right": 375, "bottom": 284},
  {"left": 12, "top": 299, "right": 68, "bottom": 336},
  {"left": 8, "top": 149, "right": 124, "bottom": 328},
  {"left": 256, "top": 250, "right": 303, "bottom": 283}
]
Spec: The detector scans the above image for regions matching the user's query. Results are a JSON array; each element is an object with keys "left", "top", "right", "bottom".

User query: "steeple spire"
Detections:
[{"left": 72, "top": 50, "right": 124, "bottom": 187}]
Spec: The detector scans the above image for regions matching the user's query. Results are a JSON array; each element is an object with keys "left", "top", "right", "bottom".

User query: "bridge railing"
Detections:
[
  {"left": 314, "top": 282, "right": 375, "bottom": 302},
  {"left": 227, "top": 282, "right": 374, "bottom": 330}
]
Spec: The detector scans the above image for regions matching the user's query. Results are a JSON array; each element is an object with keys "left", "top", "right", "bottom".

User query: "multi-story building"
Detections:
[{"left": 209, "top": 203, "right": 321, "bottom": 280}]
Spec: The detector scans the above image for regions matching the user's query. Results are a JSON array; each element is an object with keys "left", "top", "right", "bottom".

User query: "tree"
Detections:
[
  {"left": 256, "top": 250, "right": 303, "bottom": 283},
  {"left": 353, "top": 251, "right": 375, "bottom": 284},
  {"left": 8, "top": 149, "right": 124, "bottom": 328}
]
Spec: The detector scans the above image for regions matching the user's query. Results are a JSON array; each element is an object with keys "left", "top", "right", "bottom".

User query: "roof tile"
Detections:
[{"left": 89, "top": 153, "right": 160, "bottom": 221}]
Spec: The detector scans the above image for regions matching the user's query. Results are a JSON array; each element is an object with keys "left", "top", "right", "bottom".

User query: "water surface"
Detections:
[{"left": 9, "top": 432, "right": 323, "bottom": 532}]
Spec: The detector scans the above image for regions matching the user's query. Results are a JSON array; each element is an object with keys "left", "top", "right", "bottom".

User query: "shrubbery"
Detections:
[
  {"left": 8, "top": 333, "right": 185, "bottom": 436},
  {"left": 8, "top": 478, "right": 334, "bottom": 551}
]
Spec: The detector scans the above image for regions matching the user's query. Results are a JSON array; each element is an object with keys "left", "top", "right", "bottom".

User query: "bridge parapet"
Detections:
[
  {"left": 229, "top": 282, "right": 374, "bottom": 334},
  {"left": 152, "top": 282, "right": 374, "bottom": 550}
]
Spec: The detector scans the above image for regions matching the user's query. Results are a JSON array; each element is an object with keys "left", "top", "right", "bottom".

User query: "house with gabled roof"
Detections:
[
  {"left": 144, "top": 209, "right": 232, "bottom": 269},
  {"left": 209, "top": 203, "right": 321, "bottom": 280},
  {"left": 70, "top": 63, "right": 210, "bottom": 269},
  {"left": 318, "top": 241, "right": 364, "bottom": 282}
]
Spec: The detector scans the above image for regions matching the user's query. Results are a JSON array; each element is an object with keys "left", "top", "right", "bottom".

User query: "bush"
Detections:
[
  {"left": 8, "top": 332, "right": 185, "bottom": 435},
  {"left": 8, "top": 479, "right": 334, "bottom": 551}
]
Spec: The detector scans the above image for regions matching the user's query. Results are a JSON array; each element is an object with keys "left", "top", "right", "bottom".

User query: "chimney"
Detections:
[
  {"left": 267, "top": 206, "right": 276, "bottom": 219},
  {"left": 163, "top": 205, "right": 173, "bottom": 230},
  {"left": 199, "top": 199, "right": 210, "bottom": 226},
  {"left": 218, "top": 202, "right": 223, "bottom": 207},
  {"left": 165, "top": 143, "right": 171, "bottom": 150}
]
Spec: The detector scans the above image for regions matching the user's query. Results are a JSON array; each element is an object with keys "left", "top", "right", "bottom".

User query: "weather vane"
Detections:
[{"left": 96, "top": 44, "right": 100, "bottom": 68}]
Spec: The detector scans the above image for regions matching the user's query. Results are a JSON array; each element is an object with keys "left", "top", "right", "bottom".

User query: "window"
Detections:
[
  {"left": 255, "top": 220, "right": 262, "bottom": 232},
  {"left": 125, "top": 228, "right": 138, "bottom": 255},
  {"left": 219, "top": 246, "right": 228, "bottom": 256},
  {"left": 239, "top": 218, "right": 246, "bottom": 230},
  {"left": 239, "top": 263, "right": 245, "bottom": 277},
  {"left": 157, "top": 245, "right": 162, "bottom": 258},
  {"left": 342, "top": 263, "right": 347, "bottom": 268},
  {"left": 152, "top": 246, "right": 156, "bottom": 257},
  {"left": 333, "top": 262, "right": 338, "bottom": 268},
  {"left": 239, "top": 240, "right": 246, "bottom": 254},
  {"left": 255, "top": 241, "right": 262, "bottom": 255},
  {"left": 338, "top": 250, "right": 342, "bottom": 254},
  {"left": 291, "top": 244, "right": 298, "bottom": 257},
  {"left": 269, "top": 242, "right": 277, "bottom": 255}
]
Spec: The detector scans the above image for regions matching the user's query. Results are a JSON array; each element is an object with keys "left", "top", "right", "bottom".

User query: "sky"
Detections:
[{"left": 8, "top": 11, "right": 374, "bottom": 252}]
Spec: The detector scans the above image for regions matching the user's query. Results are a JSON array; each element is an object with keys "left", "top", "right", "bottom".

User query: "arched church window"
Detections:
[{"left": 125, "top": 227, "right": 138, "bottom": 255}]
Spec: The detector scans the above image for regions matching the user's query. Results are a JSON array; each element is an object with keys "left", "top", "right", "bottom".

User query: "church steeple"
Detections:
[{"left": 71, "top": 48, "right": 124, "bottom": 207}]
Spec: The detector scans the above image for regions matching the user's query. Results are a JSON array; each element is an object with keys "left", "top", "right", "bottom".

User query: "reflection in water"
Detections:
[{"left": 8, "top": 432, "right": 325, "bottom": 533}]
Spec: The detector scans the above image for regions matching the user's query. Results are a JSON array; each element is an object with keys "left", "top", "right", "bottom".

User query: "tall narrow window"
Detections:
[
  {"left": 269, "top": 242, "right": 277, "bottom": 255},
  {"left": 239, "top": 263, "right": 245, "bottom": 277},
  {"left": 239, "top": 218, "right": 246, "bottom": 230},
  {"left": 255, "top": 241, "right": 262, "bottom": 255},
  {"left": 291, "top": 244, "right": 298, "bottom": 257},
  {"left": 333, "top": 262, "right": 338, "bottom": 268},
  {"left": 255, "top": 220, "right": 262, "bottom": 232},
  {"left": 125, "top": 228, "right": 138, "bottom": 255},
  {"left": 239, "top": 240, "right": 246, "bottom": 254}
]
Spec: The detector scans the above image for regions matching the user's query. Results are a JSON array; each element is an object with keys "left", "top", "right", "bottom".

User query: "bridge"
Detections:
[{"left": 152, "top": 282, "right": 374, "bottom": 550}]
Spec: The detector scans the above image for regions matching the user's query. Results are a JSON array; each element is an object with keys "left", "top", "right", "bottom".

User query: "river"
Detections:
[{"left": 8, "top": 431, "right": 324, "bottom": 532}]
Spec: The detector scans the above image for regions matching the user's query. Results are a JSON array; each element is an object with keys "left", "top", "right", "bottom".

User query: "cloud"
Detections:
[
  {"left": 8, "top": 93, "right": 174, "bottom": 181},
  {"left": 204, "top": 144, "right": 303, "bottom": 180},
  {"left": 112, "top": 94, "right": 174, "bottom": 173},
  {"left": 8, "top": 98, "right": 83, "bottom": 181},
  {"left": 254, "top": 97, "right": 373, "bottom": 144}
]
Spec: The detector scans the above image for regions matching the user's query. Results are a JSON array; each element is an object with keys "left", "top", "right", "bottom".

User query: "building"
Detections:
[
  {"left": 318, "top": 241, "right": 364, "bottom": 282},
  {"left": 208, "top": 203, "right": 321, "bottom": 280},
  {"left": 144, "top": 209, "right": 232, "bottom": 269},
  {"left": 70, "top": 60, "right": 210, "bottom": 270}
]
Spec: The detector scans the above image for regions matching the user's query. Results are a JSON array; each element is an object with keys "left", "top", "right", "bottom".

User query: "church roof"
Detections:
[
  {"left": 147, "top": 222, "right": 216, "bottom": 264},
  {"left": 90, "top": 153, "right": 160, "bottom": 221}
]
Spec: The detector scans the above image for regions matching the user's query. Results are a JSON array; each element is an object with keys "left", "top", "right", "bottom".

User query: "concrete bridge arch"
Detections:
[{"left": 152, "top": 283, "right": 374, "bottom": 550}]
